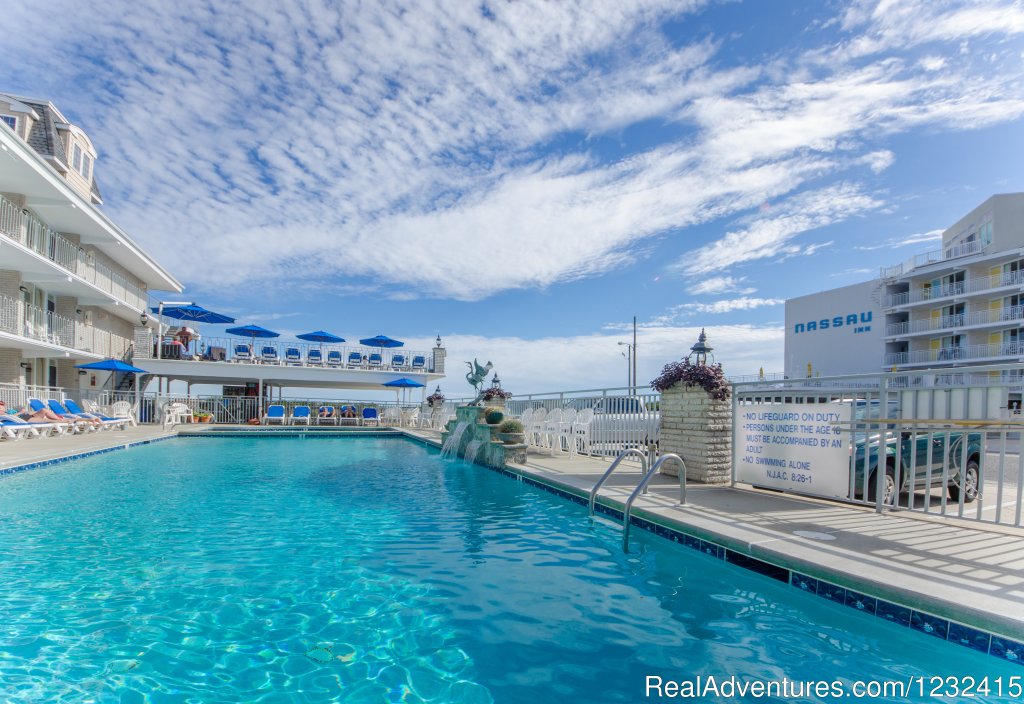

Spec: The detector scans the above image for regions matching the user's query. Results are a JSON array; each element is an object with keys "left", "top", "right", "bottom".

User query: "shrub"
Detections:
[
  {"left": 650, "top": 360, "right": 729, "bottom": 400},
  {"left": 425, "top": 391, "right": 445, "bottom": 407},
  {"left": 484, "top": 407, "right": 504, "bottom": 425},
  {"left": 481, "top": 387, "right": 512, "bottom": 401},
  {"left": 498, "top": 419, "right": 524, "bottom": 434}
]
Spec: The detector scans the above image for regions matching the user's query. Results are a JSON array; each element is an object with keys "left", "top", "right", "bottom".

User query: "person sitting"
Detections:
[
  {"left": 341, "top": 405, "right": 357, "bottom": 419},
  {"left": 318, "top": 406, "right": 335, "bottom": 419}
]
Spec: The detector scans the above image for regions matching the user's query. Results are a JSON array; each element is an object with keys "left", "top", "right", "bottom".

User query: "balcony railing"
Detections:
[
  {"left": 885, "top": 304, "right": 1024, "bottom": 336},
  {"left": 880, "top": 238, "right": 986, "bottom": 279},
  {"left": 885, "top": 341, "right": 1024, "bottom": 366},
  {"left": 0, "top": 293, "right": 132, "bottom": 358},
  {"left": 885, "top": 268, "right": 1024, "bottom": 308},
  {"left": 0, "top": 195, "right": 147, "bottom": 310}
]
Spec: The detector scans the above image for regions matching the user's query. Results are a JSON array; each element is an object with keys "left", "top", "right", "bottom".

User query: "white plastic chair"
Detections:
[
  {"left": 382, "top": 407, "right": 401, "bottom": 426},
  {"left": 519, "top": 408, "right": 534, "bottom": 435},
  {"left": 111, "top": 401, "right": 138, "bottom": 427},
  {"left": 528, "top": 407, "right": 547, "bottom": 447},
  {"left": 162, "top": 402, "right": 193, "bottom": 427},
  {"left": 541, "top": 408, "right": 562, "bottom": 452},
  {"left": 571, "top": 408, "right": 595, "bottom": 456},
  {"left": 556, "top": 407, "right": 577, "bottom": 455},
  {"left": 402, "top": 407, "right": 420, "bottom": 428}
]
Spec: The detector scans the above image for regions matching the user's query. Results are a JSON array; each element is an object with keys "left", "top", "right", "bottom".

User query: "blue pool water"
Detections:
[{"left": 0, "top": 436, "right": 1020, "bottom": 702}]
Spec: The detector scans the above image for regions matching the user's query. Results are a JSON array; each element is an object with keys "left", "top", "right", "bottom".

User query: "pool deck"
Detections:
[{"left": 2, "top": 424, "right": 1023, "bottom": 643}]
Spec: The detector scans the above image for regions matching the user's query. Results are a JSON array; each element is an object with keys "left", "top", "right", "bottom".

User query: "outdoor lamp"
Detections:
[
  {"left": 434, "top": 385, "right": 442, "bottom": 394},
  {"left": 435, "top": 335, "right": 442, "bottom": 347},
  {"left": 139, "top": 312, "right": 149, "bottom": 326},
  {"left": 688, "top": 328, "right": 714, "bottom": 366},
  {"left": 491, "top": 374, "right": 501, "bottom": 389}
]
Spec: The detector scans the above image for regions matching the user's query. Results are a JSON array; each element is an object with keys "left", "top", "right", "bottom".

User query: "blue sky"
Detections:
[{"left": 4, "top": 0, "right": 1024, "bottom": 394}]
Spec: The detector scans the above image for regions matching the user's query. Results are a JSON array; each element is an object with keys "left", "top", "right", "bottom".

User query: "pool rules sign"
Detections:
[{"left": 736, "top": 403, "right": 851, "bottom": 498}]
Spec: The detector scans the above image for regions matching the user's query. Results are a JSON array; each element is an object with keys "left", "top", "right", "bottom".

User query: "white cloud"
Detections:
[
  {"left": 853, "top": 227, "right": 943, "bottom": 250},
  {"left": 859, "top": 150, "right": 895, "bottom": 173},
  {"left": 678, "top": 297, "right": 785, "bottom": 314},
  {"left": 676, "top": 183, "right": 883, "bottom": 275},
  {"left": 689, "top": 276, "right": 756, "bottom": 295}
]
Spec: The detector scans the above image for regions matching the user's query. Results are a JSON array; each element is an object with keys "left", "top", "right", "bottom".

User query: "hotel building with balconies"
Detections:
[
  {"left": 784, "top": 193, "right": 1024, "bottom": 379},
  {"left": 0, "top": 93, "right": 181, "bottom": 397}
]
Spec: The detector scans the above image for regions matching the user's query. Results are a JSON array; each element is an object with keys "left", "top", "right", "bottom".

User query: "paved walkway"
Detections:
[
  {"left": 509, "top": 448, "right": 1024, "bottom": 640},
  {"left": 0, "top": 425, "right": 175, "bottom": 470}
]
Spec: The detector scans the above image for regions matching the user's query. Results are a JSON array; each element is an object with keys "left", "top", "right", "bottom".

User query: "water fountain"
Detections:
[
  {"left": 440, "top": 421, "right": 469, "bottom": 459},
  {"left": 463, "top": 440, "right": 483, "bottom": 465}
]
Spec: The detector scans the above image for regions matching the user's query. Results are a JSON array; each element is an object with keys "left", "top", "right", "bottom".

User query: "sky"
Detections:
[{"left": 4, "top": 0, "right": 1024, "bottom": 396}]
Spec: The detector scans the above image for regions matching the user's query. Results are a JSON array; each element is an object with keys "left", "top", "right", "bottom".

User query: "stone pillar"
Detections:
[
  {"left": 432, "top": 338, "right": 446, "bottom": 374},
  {"left": 659, "top": 384, "right": 732, "bottom": 484}
]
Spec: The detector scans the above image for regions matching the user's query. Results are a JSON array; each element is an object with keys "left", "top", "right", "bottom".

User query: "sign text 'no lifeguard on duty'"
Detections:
[{"left": 736, "top": 403, "right": 851, "bottom": 498}]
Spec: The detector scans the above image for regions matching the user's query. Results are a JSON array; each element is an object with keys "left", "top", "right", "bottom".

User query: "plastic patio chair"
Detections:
[
  {"left": 285, "top": 347, "right": 302, "bottom": 365},
  {"left": 307, "top": 349, "right": 324, "bottom": 366},
  {"left": 290, "top": 405, "right": 312, "bottom": 425},
  {"left": 361, "top": 407, "right": 380, "bottom": 426},
  {"left": 263, "top": 404, "right": 286, "bottom": 425}
]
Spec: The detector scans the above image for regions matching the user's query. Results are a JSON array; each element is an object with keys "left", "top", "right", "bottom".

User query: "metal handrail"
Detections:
[
  {"left": 622, "top": 453, "right": 686, "bottom": 551},
  {"left": 588, "top": 448, "right": 648, "bottom": 517}
]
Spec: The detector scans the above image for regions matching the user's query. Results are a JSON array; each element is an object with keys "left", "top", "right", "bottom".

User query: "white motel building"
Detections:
[{"left": 785, "top": 192, "right": 1024, "bottom": 379}]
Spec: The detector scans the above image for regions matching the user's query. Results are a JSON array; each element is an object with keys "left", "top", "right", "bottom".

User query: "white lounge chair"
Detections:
[{"left": 263, "top": 404, "right": 287, "bottom": 425}]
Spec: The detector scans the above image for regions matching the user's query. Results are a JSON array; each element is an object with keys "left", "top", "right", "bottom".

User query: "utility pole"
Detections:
[{"left": 632, "top": 315, "right": 637, "bottom": 396}]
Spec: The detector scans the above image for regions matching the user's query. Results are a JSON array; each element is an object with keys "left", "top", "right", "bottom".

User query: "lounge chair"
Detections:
[
  {"left": 0, "top": 415, "right": 35, "bottom": 440},
  {"left": 48, "top": 399, "right": 109, "bottom": 431},
  {"left": 234, "top": 344, "right": 253, "bottom": 362},
  {"left": 261, "top": 346, "right": 279, "bottom": 364},
  {"left": 361, "top": 407, "right": 380, "bottom": 426},
  {"left": 285, "top": 347, "right": 302, "bottom": 365},
  {"left": 64, "top": 399, "right": 130, "bottom": 430},
  {"left": 326, "top": 350, "right": 343, "bottom": 367},
  {"left": 410, "top": 355, "right": 426, "bottom": 371},
  {"left": 263, "top": 404, "right": 286, "bottom": 425},
  {"left": 316, "top": 406, "right": 337, "bottom": 425},
  {"left": 338, "top": 405, "right": 358, "bottom": 425},
  {"left": 1, "top": 412, "right": 57, "bottom": 438},
  {"left": 347, "top": 352, "right": 363, "bottom": 368},
  {"left": 290, "top": 405, "right": 312, "bottom": 425},
  {"left": 391, "top": 354, "right": 406, "bottom": 369},
  {"left": 367, "top": 353, "right": 382, "bottom": 368},
  {"left": 307, "top": 349, "right": 323, "bottom": 366},
  {"left": 29, "top": 398, "right": 90, "bottom": 433}
]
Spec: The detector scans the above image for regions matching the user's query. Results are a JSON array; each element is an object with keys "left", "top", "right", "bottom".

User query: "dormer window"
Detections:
[
  {"left": 0, "top": 115, "right": 15, "bottom": 131},
  {"left": 72, "top": 143, "right": 82, "bottom": 171},
  {"left": 82, "top": 154, "right": 91, "bottom": 180}
]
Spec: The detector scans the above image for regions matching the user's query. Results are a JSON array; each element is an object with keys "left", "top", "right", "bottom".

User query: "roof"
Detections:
[{"left": 15, "top": 97, "right": 69, "bottom": 171}]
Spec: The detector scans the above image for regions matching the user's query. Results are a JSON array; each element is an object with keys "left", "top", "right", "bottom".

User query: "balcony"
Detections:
[
  {"left": 885, "top": 304, "right": 1024, "bottom": 337},
  {"left": 0, "top": 293, "right": 132, "bottom": 358},
  {"left": 880, "top": 238, "right": 986, "bottom": 279},
  {"left": 885, "top": 341, "right": 1024, "bottom": 367},
  {"left": 884, "top": 268, "right": 1024, "bottom": 308},
  {"left": 0, "top": 195, "right": 147, "bottom": 311}
]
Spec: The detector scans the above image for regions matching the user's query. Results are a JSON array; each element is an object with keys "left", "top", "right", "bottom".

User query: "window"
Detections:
[
  {"left": 980, "top": 221, "right": 993, "bottom": 246},
  {"left": 0, "top": 115, "right": 15, "bottom": 131},
  {"left": 72, "top": 144, "right": 82, "bottom": 171},
  {"left": 82, "top": 154, "right": 91, "bottom": 180}
]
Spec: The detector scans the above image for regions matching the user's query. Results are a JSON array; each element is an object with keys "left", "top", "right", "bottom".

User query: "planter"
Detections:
[{"left": 497, "top": 432, "right": 526, "bottom": 445}]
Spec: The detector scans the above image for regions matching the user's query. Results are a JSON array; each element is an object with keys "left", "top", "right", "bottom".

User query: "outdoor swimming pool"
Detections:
[{"left": 0, "top": 436, "right": 1020, "bottom": 702}]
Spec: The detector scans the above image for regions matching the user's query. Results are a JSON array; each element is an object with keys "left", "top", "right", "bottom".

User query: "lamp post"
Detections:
[{"left": 688, "top": 328, "right": 714, "bottom": 366}]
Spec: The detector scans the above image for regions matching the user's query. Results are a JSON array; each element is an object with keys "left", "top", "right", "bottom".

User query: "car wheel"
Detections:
[
  {"left": 867, "top": 464, "right": 897, "bottom": 506},
  {"left": 949, "top": 458, "right": 980, "bottom": 503}
]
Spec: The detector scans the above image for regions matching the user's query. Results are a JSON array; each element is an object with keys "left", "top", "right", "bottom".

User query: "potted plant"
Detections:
[
  {"left": 497, "top": 419, "right": 525, "bottom": 444},
  {"left": 194, "top": 411, "right": 214, "bottom": 423},
  {"left": 426, "top": 390, "right": 445, "bottom": 407},
  {"left": 483, "top": 407, "right": 505, "bottom": 425},
  {"left": 480, "top": 386, "right": 512, "bottom": 409}
]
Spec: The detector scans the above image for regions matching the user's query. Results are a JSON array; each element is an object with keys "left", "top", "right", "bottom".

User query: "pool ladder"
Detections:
[{"left": 589, "top": 449, "right": 688, "bottom": 551}]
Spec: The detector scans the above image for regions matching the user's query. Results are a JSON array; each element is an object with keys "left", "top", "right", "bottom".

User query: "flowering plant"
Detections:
[
  {"left": 650, "top": 360, "right": 729, "bottom": 400},
  {"left": 481, "top": 386, "right": 513, "bottom": 401},
  {"left": 426, "top": 391, "right": 446, "bottom": 407}
]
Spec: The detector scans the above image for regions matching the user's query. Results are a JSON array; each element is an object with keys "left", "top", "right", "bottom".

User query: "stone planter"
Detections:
[
  {"left": 497, "top": 432, "right": 525, "bottom": 445},
  {"left": 659, "top": 384, "right": 732, "bottom": 484}
]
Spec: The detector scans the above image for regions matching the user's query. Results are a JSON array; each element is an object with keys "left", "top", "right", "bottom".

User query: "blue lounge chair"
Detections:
[
  {"left": 391, "top": 353, "right": 406, "bottom": 369},
  {"left": 411, "top": 355, "right": 426, "bottom": 371},
  {"left": 316, "top": 406, "right": 337, "bottom": 425},
  {"left": 285, "top": 347, "right": 302, "bottom": 365},
  {"left": 263, "top": 404, "right": 286, "bottom": 425},
  {"left": 326, "top": 350, "right": 343, "bottom": 367},
  {"left": 30, "top": 398, "right": 88, "bottom": 433},
  {"left": 1, "top": 411, "right": 60, "bottom": 438},
  {"left": 307, "top": 349, "right": 323, "bottom": 366},
  {"left": 367, "top": 353, "right": 382, "bottom": 368},
  {"left": 0, "top": 415, "right": 36, "bottom": 440},
  {"left": 338, "top": 405, "right": 358, "bottom": 425},
  {"left": 290, "top": 405, "right": 312, "bottom": 425},
  {"left": 234, "top": 344, "right": 253, "bottom": 362},
  {"left": 47, "top": 399, "right": 103, "bottom": 431},
  {"left": 262, "top": 346, "right": 279, "bottom": 364},
  {"left": 361, "top": 407, "right": 379, "bottom": 426},
  {"left": 64, "top": 399, "right": 130, "bottom": 430},
  {"left": 347, "top": 352, "right": 363, "bottom": 368}
]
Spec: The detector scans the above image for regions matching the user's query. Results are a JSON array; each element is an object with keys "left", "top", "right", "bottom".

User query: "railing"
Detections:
[
  {"left": 0, "top": 382, "right": 67, "bottom": 409},
  {"left": 142, "top": 333, "right": 433, "bottom": 370},
  {"left": 143, "top": 393, "right": 422, "bottom": 425},
  {"left": 623, "top": 454, "right": 687, "bottom": 551},
  {"left": 0, "top": 194, "right": 147, "bottom": 310},
  {"left": 880, "top": 239, "right": 985, "bottom": 279},
  {"left": 885, "top": 269, "right": 1024, "bottom": 308},
  {"left": 885, "top": 305, "right": 1024, "bottom": 336},
  {"left": 885, "top": 341, "right": 1024, "bottom": 367},
  {"left": 0, "top": 293, "right": 132, "bottom": 357}
]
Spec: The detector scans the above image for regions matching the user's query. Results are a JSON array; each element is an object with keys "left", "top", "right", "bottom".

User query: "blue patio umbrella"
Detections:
[
  {"left": 150, "top": 304, "right": 235, "bottom": 324},
  {"left": 359, "top": 334, "right": 404, "bottom": 349},
  {"left": 227, "top": 324, "right": 281, "bottom": 360},
  {"left": 76, "top": 359, "right": 149, "bottom": 400},
  {"left": 383, "top": 377, "right": 425, "bottom": 406},
  {"left": 297, "top": 330, "right": 346, "bottom": 351}
]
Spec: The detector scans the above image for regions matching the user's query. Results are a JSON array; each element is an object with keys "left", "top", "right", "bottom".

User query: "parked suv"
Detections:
[{"left": 851, "top": 401, "right": 981, "bottom": 505}]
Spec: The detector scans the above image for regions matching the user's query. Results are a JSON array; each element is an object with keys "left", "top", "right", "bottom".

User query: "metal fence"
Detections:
[{"left": 733, "top": 362, "right": 1024, "bottom": 527}]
